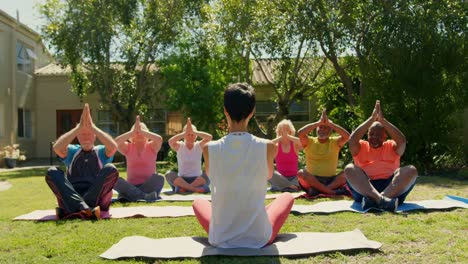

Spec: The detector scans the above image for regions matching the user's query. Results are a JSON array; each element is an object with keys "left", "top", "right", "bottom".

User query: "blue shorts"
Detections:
[{"left": 347, "top": 175, "right": 415, "bottom": 205}]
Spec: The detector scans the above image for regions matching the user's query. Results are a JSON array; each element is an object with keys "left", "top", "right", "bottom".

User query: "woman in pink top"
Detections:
[
  {"left": 114, "top": 116, "right": 164, "bottom": 202},
  {"left": 269, "top": 119, "right": 303, "bottom": 192}
]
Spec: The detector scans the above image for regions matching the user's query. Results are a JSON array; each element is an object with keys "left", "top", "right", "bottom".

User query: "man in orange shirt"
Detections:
[{"left": 344, "top": 100, "right": 418, "bottom": 212}]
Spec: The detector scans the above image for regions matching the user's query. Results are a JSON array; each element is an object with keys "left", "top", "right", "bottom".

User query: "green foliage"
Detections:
[
  {"left": 160, "top": 39, "right": 237, "bottom": 138},
  {"left": 40, "top": 0, "right": 205, "bottom": 130},
  {"left": 359, "top": 0, "right": 468, "bottom": 172},
  {"left": 165, "top": 149, "right": 178, "bottom": 172},
  {"left": 40, "top": 0, "right": 467, "bottom": 171},
  {"left": 313, "top": 0, "right": 468, "bottom": 172}
]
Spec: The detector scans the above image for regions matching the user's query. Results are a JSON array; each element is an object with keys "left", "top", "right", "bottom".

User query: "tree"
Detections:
[
  {"left": 159, "top": 40, "right": 238, "bottom": 137},
  {"left": 40, "top": 0, "right": 204, "bottom": 130},
  {"left": 359, "top": 0, "right": 468, "bottom": 171},
  {"left": 208, "top": 0, "right": 331, "bottom": 138}
]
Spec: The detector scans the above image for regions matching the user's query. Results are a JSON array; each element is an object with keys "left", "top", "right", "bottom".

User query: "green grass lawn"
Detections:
[{"left": 0, "top": 167, "right": 466, "bottom": 264}]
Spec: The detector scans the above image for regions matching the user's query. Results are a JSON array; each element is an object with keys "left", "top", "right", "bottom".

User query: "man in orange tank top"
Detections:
[{"left": 344, "top": 100, "right": 418, "bottom": 212}]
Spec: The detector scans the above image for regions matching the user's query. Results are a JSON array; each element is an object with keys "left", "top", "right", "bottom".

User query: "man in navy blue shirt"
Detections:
[{"left": 45, "top": 104, "right": 118, "bottom": 220}]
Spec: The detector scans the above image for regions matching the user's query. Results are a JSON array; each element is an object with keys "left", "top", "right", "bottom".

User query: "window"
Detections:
[
  {"left": 166, "top": 112, "right": 183, "bottom": 135},
  {"left": 97, "top": 110, "right": 119, "bottom": 137},
  {"left": 288, "top": 101, "right": 310, "bottom": 121},
  {"left": 255, "top": 101, "right": 277, "bottom": 122},
  {"left": 255, "top": 100, "right": 310, "bottom": 122},
  {"left": 145, "top": 109, "right": 167, "bottom": 135},
  {"left": 17, "top": 108, "right": 32, "bottom": 138},
  {"left": 16, "top": 42, "right": 34, "bottom": 73}
]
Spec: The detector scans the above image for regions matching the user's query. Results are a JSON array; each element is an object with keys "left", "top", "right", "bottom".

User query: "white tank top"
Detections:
[
  {"left": 208, "top": 133, "right": 272, "bottom": 248},
  {"left": 177, "top": 141, "right": 202, "bottom": 177}
]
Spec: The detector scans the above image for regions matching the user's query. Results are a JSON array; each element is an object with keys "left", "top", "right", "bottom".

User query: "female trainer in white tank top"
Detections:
[{"left": 192, "top": 83, "right": 294, "bottom": 248}]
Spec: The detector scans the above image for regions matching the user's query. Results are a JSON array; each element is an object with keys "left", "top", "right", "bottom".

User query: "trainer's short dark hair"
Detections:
[{"left": 224, "top": 83, "right": 256, "bottom": 122}]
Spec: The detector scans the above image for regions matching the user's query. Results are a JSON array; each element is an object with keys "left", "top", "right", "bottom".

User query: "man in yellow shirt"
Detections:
[{"left": 297, "top": 109, "right": 350, "bottom": 195}]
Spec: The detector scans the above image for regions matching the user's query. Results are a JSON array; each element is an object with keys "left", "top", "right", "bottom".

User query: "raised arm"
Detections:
[
  {"left": 287, "top": 134, "right": 303, "bottom": 152},
  {"left": 326, "top": 120, "right": 350, "bottom": 148},
  {"left": 195, "top": 130, "right": 212, "bottom": 148},
  {"left": 297, "top": 121, "right": 320, "bottom": 148},
  {"left": 320, "top": 110, "right": 350, "bottom": 147},
  {"left": 168, "top": 132, "right": 184, "bottom": 152},
  {"left": 54, "top": 103, "right": 88, "bottom": 158},
  {"left": 90, "top": 113, "right": 118, "bottom": 158},
  {"left": 140, "top": 129, "right": 163, "bottom": 153},
  {"left": 266, "top": 141, "right": 278, "bottom": 180},
  {"left": 349, "top": 101, "right": 379, "bottom": 156},
  {"left": 202, "top": 144, "right": 210, "bottom": 177},
  {"left": 378, "top": 107, "right": 406, "bottom": 156},
  {"left": 53, "top": 125, "right": 80, "bottom": 159},
  {"left": 134, "top": 116, "right": 163, "bottom": 153},
  {"left": 114, "top": 127, "right": 134, "bottom": 155}
]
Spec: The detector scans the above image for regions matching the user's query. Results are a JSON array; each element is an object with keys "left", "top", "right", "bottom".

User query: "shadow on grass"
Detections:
[
  {"left": 0, "top": 168, "right": 50, "bottom": 180},
  {"left": 416, "top": 175, "right": 468, "bottom": 188},
  {"left": 0, "top": 167, "right": 127, "bottom": 180}
]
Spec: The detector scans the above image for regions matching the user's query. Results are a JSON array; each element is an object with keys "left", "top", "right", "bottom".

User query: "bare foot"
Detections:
[
  {"left": 289, "top": 185, "right": 300, "bottom": 191},
  {"left": 194, "top": 187, "right": 206, "bottom": 193}
]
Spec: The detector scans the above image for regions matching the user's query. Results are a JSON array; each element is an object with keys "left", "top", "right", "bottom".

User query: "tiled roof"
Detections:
[
  {"left": 35, "top": 63, "right": 159, "bottom": 76},
  {"left": 36, "top": 59, "right": 323, "bottom": 83},
  {"left": 252, "top": 59, "right": 277, "bottom": 85},
  {"left": 35, "top": 63, "right": 70, "bottom": 76},
  {"left": 252, "top": 58, "right": 325, "bottom": 85}
]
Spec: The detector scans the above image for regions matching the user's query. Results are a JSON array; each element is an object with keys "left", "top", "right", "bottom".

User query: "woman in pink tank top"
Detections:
[
  {"left": 270, "top": 119, "right": 302, "bottom": 192},
  {"left": 113, "top": 116, "right": 165, "bottom": 202}
]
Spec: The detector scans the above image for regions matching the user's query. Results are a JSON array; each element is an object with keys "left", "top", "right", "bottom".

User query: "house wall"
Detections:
[
  {"left": 35, "top": 75, "right": 100, "bottom": 158},
  {"left": 254, "top": 84, "right": 318, "bottom": 131},
  {"left": 0, "top": 10, "right": 52, "bottom": 162}
]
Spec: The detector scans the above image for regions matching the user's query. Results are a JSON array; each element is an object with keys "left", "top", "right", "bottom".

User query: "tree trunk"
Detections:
[{"left": 330, "top": 56, "right": 355, "bottom": 107}]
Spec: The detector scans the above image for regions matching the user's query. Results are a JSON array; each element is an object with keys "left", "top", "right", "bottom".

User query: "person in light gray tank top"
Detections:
[{"left": 192, "top": 83, "right": 294, "bottom": 248}]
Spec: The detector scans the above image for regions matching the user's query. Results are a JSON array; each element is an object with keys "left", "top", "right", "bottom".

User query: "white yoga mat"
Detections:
[
  {"left": 292, "top": 196, "right": 468, "bottom": 214},
  {"left": 100, "top": 229, "right": 381, "bottom": 259}
]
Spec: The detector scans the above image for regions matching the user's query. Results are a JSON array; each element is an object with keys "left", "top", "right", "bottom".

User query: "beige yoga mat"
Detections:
[
  {"left": 14, "top": 206, "right": 195, "bottom": 221},
  {"left": 113, "top": 188, "right": 303, "bottom": 202},
  {"left": 100, "top": 229, "right": 381, "bottom": 259},
  {"left": 292, "top": 197, "right": 468, "bottom": 214},
  {"left": 14, "top": 196, "right": 467, "bottom": 220}
]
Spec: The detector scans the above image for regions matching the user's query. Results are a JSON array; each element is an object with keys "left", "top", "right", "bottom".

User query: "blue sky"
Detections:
[{"left": 2, "top": 0, "right": 46, "bottom": 32}]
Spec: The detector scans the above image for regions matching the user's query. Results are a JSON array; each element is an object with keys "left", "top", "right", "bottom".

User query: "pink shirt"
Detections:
[
  {"left": 275, "top": 141, "right": 298, "bottom": 177},
  {"left": 124, "top": 142, "right": 157, "bottom": 185},
  {"left": 353, "top": 140, "right": 400, "bottom": 180}
]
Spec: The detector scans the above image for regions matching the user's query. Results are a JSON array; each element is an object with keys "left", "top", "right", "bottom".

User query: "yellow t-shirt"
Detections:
[{"left": 304, "top": 136, "right": 340, "bottom": 177}]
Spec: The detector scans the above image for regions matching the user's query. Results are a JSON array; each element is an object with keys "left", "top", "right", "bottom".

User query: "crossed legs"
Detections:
[
  {"left": 298, "top": 169, "right": 347, "bottom": 195},
  {"left": 344, "top": 164, "right": 418, "bottom": 203},
  {"left": 192, "top": 193, "right": 294, "bottom": 246},
  {"left": 165, "top": 171, "right": 210, "bottom": 193},
  {"left": 45, "top": 164, "right": 119, "bottom": 214}
]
